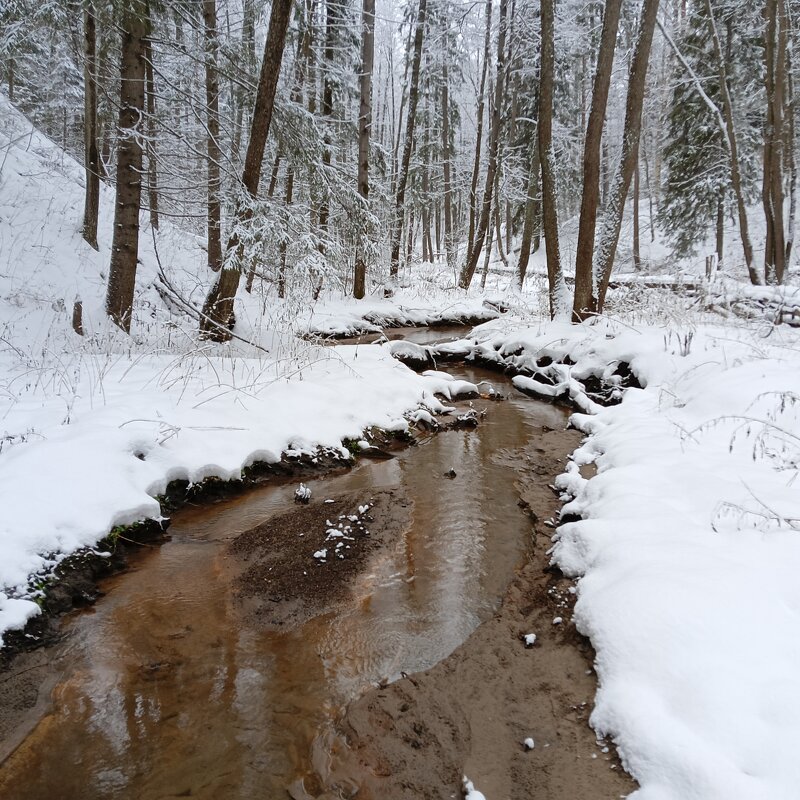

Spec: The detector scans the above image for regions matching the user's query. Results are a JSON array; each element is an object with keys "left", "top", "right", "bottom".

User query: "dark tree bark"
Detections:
[
  {"left": 105, "top": 0, "right": 147, "bottom": 333},
  {"left": 786, "top": 23, "right": 796, "bottom": 270},
  {"left": 762, "top": 0, "right": 788, "bottom": 284},
  {"left": 467, "top": 0, "right": 493, "bottom": 266},
  {"left": 572, "top": 0, "right": 622, "bottom": 319},
  {"left": 633, "top": 154, "right": 641, "bottom": 270},
  {"left": 716, "top": 197, "right": 725, "bottom": 269},
  {"left": 353, "top": 0, "right": 375, "bottom": 299},
  {"left": 277, "top": 166, "right": 294, "bottom": 299},
  {"left": 144, "top": 35, "right": 159, "bottom": 230},
  {"left": 517, "top": 140, "right": 540, "bottom": 286},
  {"left": 458, "top": 0, "right": 507, "bottom": 289},
  {"left": 82, "top": 3, "right": 100, "bottom": 250},
  {"left": 199, "top": 0, "right": 294, "bottom": 339},
  {"left": 594, "top": 0, "right": 660, "bottom": 313},
  {"left": 441, "top": 60, "right": 454, "bottom": 267},
  {"left": 203, "top": 0, "right": 223, "bottom": 272},
  {"left": 538, "top": 0, "right": 562, "bottom": 317},
  {"left": 316, "top": 0, "right": 341, "bottom": 296},
  {"left": 389, "top": 0, "right": 427, "bottom": 280}
]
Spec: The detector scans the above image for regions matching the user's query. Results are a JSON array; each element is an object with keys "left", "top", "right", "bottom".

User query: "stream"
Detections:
[{"left": 0, "top": 331, "right": 571, "bottom": 800}]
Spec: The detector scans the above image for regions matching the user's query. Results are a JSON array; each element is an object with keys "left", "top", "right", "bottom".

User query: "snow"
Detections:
[
  {"left": 5, "top": 91, "right": 800, "bottom": 800},
  {"left": 462, "top": 776, "right": 487, "bottom": 800},
  {"left": 443, "top": 316, "right": 800, "bottom": 799},
  {"left": 0, "top": 96, "right": 467, "bottom": 644}
]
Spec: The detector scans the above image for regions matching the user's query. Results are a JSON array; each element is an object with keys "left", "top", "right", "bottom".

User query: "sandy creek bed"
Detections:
[{"left": 0, "top": 345, "right": 635, "bottom": 799}]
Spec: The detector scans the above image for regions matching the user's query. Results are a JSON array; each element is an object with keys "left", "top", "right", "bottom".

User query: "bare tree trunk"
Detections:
[
  {"left": 493, "top": 188, "right": 509, "bottom": 270},
  {"left": 595, "top": 0, "right": 660, "bottom": 313},
  {"left": 642, "top": 131, "right": 656, "bottom": 241},
  {"left": 82, "top": 4, "right": 100, "bottom": 250},
  {"left": 406, "top": 208, "right": 415, "bottom": 267},
  {"left": 278, "top": 167, "right": 294, "bottom": 298},
  {"left": 762, "top": 0, "right": 787, "bottom": 284},
  {"left": 144, "top": 35, "right": 159, "bottom": 230},
  {"left": 6, "top": 56, "right": 13, "bottom": 101},
  {"left": 693, "top": 2, "right": 758, "bottom": 283},
  {"left": 232, "top": 0, "right": 256, "bottom": 164},
  {"left": 105, "top": 1, "right": 147, "bottom": 332},
  {"left": 716, "top": 197, "right": 725, "bottom": 269},
  {"left": 572, "top": 0, "right": 622, "bottom": 319},
  {"left": 247, "top": 0, "right": 313, "bottom": 295},
  {"left": 316, "top": 0, "right": 341, "bottom": 294},
  {"left": 538, "top": 0, "right": 563, "bottom": 317},
  {"left": 466, "top": 0, "right": 492, "bottom": 266},
  {"left": 480, "top": 209, "right": 495, "bottom": 290},
  {"left": 422, "top": 161, "right": 431, "bottom": 262},
  {"left": 633, "top": 155, "right": 641, "bottom": 270},
  {"left": 389, "top": 0, "right": 427, "bottom": 281},
  {"left": 353, "top": 0, "right": 375, "bottom": 299},
  {"left": 786, "top": 23, "right": 796, "bottom": 271},
  {"left": 203, "top": 0, "right": 223, "bottom": 272},
  {"left": 516, "top": 139, "right": 539, "bottom": 286},
  {"left": 441, "top": 61, "right": 453, "bottom": 266},
  {"left": 199, "top": 0, "right": 294, "bottom": 339},
  {"left": 458, "top": 0, "right": 507, "bottom": 289}
]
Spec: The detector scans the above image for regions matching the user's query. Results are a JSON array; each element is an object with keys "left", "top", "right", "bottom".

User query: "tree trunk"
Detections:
[
  {"left": 7, "top": 56, "right": 13, "bottom": 101},
  {"left": 105, "top": 1, "right": 147, "bottom": 333},
  {"left": 353, "top": 0, "right": 375, "bottom": 299},
  {"left": 316, "top": 0, "right": 341, "bottom": 289},
  {"left": 716, "top": 197, "right": 725, "bottom": 269},
  {"left": 517, "top": 140, "right": 539, "bottom": 286},
  {"left": 458, "top": 0, "right": 507, "bottom": 289},
  {"left": 466, "top": 0, "right": 493, "bottom": 266},
  {"left": 633, "top": 156, "right": 641, "bottom": 270},
  {"left": 247, "top": 0, "right": 313, "bottom": 295},
  {"left": 278, "top": 167, "right": 294, "bottom": 299},
  {"left": 762, "top": 0, "right": 787, "bottom": 284},
  {"left": 538, "top": 0, "right": 563, "bottom": 317},
  {"left": 594, "top": 0, "right": 660, "bottom": 313},
  {"left": 493, "top": 187, "right": 509, "bottom": 270},
  {"left": 695, "top": 2, "right": 758, "bottom": 284},
  {"left": 144, "top": 36, "right": 159, "bottom": 230},
  {"left": 203, "top": 0, "right": 222, "bottom": 272},
  {"left": 572, "top": 0, "right": 622, "bottom": 319},
  {"left": 480, "top": 209, "right": 495, "bottom": 290},
  {"left": 82, "top": 4, "right": 100, "bottom": 251},
  {"left": 199, "top": 0, "right": 294, "bottom": 339},
  {"left": 422, "top": 159, "right": 432, "bottom": 262},
  {"left": 786, "top": 25, "right": 796, "bottom": 270},
  {"left": 389, "top": 0, "right": 427, "bottom": 280}
]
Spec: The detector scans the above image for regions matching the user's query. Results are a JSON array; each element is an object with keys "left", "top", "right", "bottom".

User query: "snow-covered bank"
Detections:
[
  {"left": 0, "top": 96, "right": 470, "bottom": 644},
  {"left": 0, "top": 344, "right": 464, "bottom": 644},
  {"left": 440, "top": 318, "right": 800, "bottom": 799}
]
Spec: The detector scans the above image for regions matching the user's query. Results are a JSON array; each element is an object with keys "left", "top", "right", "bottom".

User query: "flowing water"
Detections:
[{"left": 0, "top": 344, "right": 570, "bottom": 800}]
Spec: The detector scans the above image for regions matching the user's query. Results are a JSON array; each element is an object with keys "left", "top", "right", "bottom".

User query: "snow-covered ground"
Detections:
[
  {"left": 0, "top": 95, "right": 476, "bottom": 641},
  {"left": 4, "top": 91, "right": 800, "bottom": 800},
  {"left": 438, "top": 314, "right": 800, "bottom": 799}
]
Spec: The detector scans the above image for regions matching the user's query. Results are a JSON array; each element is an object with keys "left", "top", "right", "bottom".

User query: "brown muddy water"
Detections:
[{"left": 0, "top": 358, "right": 570, "bottom": 800}]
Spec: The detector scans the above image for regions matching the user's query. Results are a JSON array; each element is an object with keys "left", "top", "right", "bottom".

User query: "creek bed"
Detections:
[{"left": 0, "top": 352, "right": 571, "bottom": 800}]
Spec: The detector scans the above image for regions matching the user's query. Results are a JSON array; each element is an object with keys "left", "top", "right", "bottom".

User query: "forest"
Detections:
[{"left": 0, "top": 0, "right": 799, "bottom": 799}]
